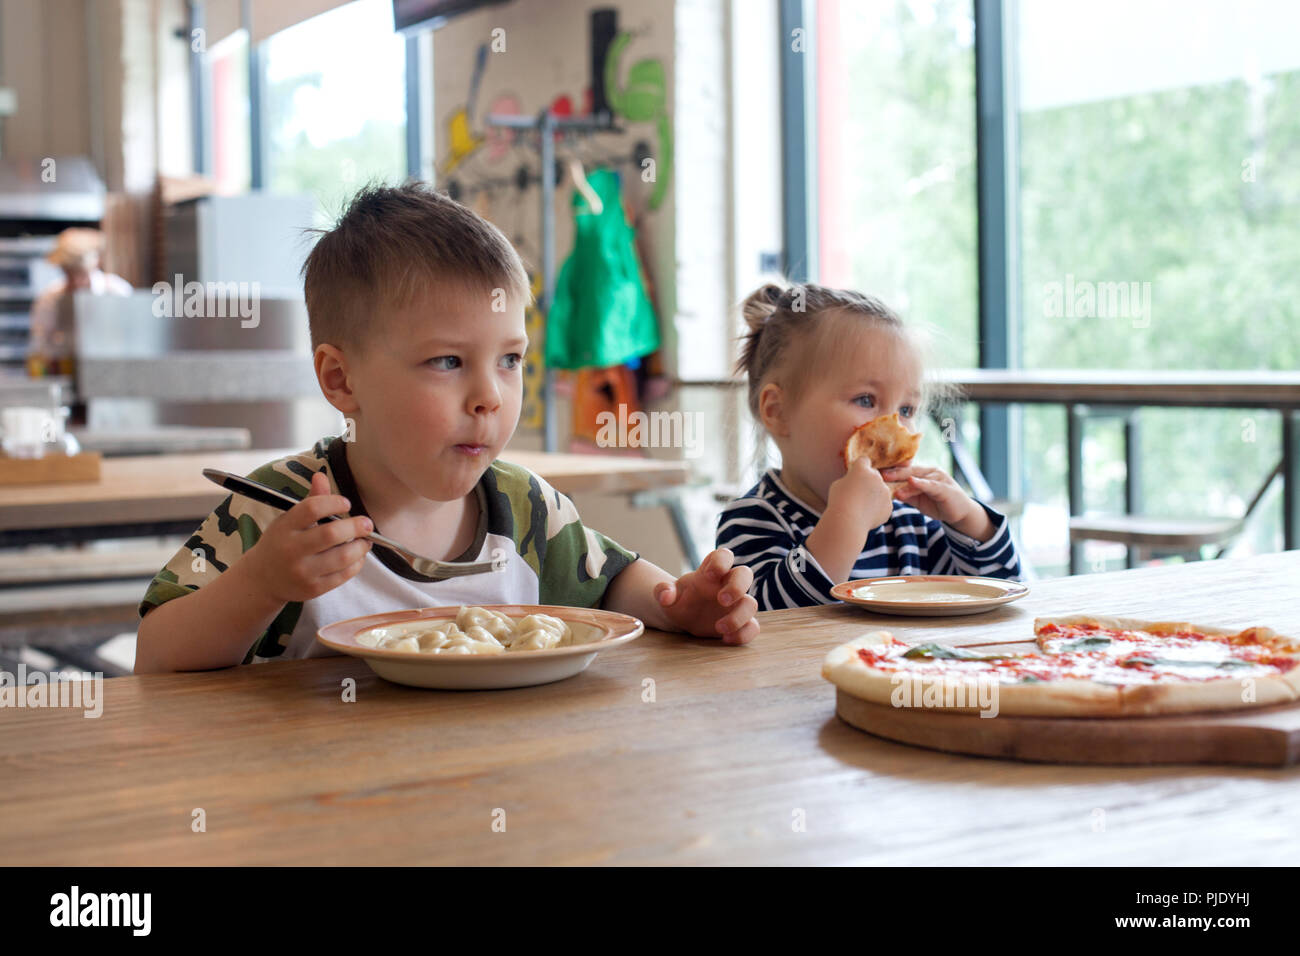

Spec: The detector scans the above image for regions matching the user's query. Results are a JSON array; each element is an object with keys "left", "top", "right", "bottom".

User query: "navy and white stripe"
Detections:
[{"left": 715, "top": 468, "right": 1022, "bottom": 611}]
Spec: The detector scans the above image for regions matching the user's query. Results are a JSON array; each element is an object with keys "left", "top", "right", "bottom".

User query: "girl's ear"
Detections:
[{"left": 758, "top": 382, "right": 789, "bottom": 437}]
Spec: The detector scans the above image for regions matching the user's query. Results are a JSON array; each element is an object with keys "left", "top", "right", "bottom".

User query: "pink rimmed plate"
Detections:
[{"left": 317, "top": 604, "right": 644, "bottom": 689}]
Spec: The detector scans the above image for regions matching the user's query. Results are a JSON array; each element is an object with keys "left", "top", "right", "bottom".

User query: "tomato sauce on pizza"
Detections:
[{"left": 854, "top": 622, "right": 1297, "bottom": 686}]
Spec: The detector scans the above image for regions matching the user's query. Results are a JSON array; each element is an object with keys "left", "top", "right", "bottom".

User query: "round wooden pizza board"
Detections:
[{"left": 835, "top": 689, "right": 1300, "bottom": 766}]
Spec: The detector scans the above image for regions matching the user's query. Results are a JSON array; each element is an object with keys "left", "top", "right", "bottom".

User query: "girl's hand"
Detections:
[
  {"left": 880, "top": 465, "right": 993, "bottom": 541},
  {"left": 826, "top": 457, "right": 895, "bottom": 532},
  {"left": 653, "top": 548, "right": 758, "bottom": 644}
]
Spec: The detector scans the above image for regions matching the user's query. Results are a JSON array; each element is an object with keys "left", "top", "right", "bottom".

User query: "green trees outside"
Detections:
[
  {"left": 264, "top": 69, "right": 406, "bottom": 227},
  {"left": 835, "top": 0, "right": 1296, "bottom": 575},
  {"left": 261, "top": 0, "right": 407, "bottom": 226}
]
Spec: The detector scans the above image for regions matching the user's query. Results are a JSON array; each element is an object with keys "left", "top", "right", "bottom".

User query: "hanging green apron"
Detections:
[{"left": 544, "top": 168, "right": 660, "bottom": 370}]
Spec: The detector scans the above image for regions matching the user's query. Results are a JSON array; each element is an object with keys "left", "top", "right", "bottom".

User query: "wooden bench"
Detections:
[
  {"left": 0, "top": 542, "right": 178, "bottom": 676},
  {"left": 1067, "top": 403, "right": 1280, "bottom": 570},
  {"left": 0, "top": 543, "right": 178, "bottom": 585},
  {"left": 0, "top": 579, "right": 147, "bottom": 643}
]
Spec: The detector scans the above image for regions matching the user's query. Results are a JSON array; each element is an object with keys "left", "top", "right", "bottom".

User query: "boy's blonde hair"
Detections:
[
  {"left": 732, "top": 281, "right": 960, "bottom": 427},
  {"left": 302, "top": 181, "right": 531, "bottom": 353}
]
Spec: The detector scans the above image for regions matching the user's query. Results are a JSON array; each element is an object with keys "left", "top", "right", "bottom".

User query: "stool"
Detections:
[
  {"left": 1067, "top": 404, "right": 1276, "bottom": 573},
  {"left": 1068, "top": 514, "right": 1243, "bottom": 568}
]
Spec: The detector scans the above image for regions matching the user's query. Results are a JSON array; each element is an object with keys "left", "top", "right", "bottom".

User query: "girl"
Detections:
[{"left": 716, "top": 282, "right": 1021, "bottom": 611}]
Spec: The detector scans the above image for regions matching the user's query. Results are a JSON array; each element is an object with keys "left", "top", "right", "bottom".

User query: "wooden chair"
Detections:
[{"left": 1066, "top": 404, "right": 1279, "bottom": 572}]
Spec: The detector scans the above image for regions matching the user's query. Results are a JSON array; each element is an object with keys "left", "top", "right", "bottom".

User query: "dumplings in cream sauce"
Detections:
[{"left": 355, "top": 606, "right": 574, "bottom": 655}]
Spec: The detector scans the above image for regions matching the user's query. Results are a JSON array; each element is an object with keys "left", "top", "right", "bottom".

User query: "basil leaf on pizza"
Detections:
[
  {"left": 1057, "top": 635, "right": 1113, "bottom": 651},
  {"left": 902, "top": 643, "right": 1020, "bottom": 662}
]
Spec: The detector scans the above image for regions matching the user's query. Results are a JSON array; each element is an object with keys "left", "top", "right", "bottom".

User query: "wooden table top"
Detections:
[
  {"left": 0, "top": 446, "right": 693, "bottom": 532},
  {"left": 4, "top": 550, "right": 1297, "bottom": 865}
]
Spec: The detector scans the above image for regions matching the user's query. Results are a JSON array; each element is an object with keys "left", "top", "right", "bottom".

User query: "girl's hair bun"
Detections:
[{"left": 741, "top": 282, "right": 788, "bottom": 332}]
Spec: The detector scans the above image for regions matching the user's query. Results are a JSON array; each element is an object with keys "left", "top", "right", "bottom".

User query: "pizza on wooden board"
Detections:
[
  {"left": 822, "top": 615, "right": 1300, "bottom": 717},
  {"left": 842, "top": 413, "right": 922, "bottom": 493}
]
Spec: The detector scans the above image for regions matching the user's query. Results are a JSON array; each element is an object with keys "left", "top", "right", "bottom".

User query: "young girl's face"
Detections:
[{"left": 777, "top": 323, "right": 923, "bottom": 510}]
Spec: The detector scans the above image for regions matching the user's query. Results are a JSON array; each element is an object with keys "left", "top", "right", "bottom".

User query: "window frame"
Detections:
[
  {"left": 190, "top": 1, "right": 424, "bottom": 191},
  {"left": 781, "top": 0, "right": 1020, "bottom": 500}
]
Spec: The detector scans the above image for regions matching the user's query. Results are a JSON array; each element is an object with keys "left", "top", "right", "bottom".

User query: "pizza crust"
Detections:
[
  {"left": 1117, "top": 676, "right": 1296, "bottom": 716},
  {"left": 984, "top": 678, "right": 1126, "bottom": 717},
  {"left": 821, "top": 632, "right": 907, "bottom": 708}
]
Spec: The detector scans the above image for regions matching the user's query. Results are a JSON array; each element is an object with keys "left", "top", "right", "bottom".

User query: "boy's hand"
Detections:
[
  {"left": 880, "top": 465, "right": 994, "bottom": 541},
  {"left": 653, "top": 548, "right": 758, "bottom": 645},
  {"left": 826, "top": 457, "right": 894, "bottom": 531},
  {"left": 245, "top": 471, "right": 374, "bottom": 604}
]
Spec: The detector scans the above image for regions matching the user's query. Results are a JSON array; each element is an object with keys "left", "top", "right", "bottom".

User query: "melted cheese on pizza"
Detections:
[{"left": 855, "top": 623, "right": 1297, "bottom": 685}]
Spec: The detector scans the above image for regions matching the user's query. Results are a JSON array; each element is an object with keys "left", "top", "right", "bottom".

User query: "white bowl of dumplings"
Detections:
[{"left": 316, "top": 604, "right": 645, "bottom": 689}]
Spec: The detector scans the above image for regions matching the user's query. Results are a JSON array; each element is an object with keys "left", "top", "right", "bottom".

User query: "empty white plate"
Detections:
[{"left": 830, "top": 575, "right": 1029, "bottom": 616}]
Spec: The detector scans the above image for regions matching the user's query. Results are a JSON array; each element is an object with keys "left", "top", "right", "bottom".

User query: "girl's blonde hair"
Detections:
[{"left": 732, "top": 280, "right": 962, "bottom": 438}]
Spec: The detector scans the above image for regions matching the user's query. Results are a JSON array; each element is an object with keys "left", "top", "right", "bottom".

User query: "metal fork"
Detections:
[{"left": 202, "top": 469, "right": 500, "bottom": 580}]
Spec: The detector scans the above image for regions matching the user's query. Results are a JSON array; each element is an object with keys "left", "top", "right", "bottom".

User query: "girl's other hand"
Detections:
[{"left": 881, "top": 464, "right": 992, "bottom": 539}]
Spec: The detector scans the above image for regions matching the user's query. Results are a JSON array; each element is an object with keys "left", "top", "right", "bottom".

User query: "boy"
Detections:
[{"left": 135, "top": 184, "right": 758, "bottom": 671}]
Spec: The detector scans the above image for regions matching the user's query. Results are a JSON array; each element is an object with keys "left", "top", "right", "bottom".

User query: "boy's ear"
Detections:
[
  {"left": 314, "top": 344, "right": 359, "bottom": 415},
  {"left": 758, "top": 382, "right": 789, "bottom": 437}
]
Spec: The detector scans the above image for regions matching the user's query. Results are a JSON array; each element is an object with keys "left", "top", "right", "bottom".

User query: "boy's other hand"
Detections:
[
  {"left": 246, "top": 471, "right": 374, "bottom": 604},
  {"left": 653, "top": 547, "right": 758, "bottom": 644}
]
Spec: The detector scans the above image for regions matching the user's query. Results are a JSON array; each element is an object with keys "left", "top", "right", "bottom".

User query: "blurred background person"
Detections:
[{"left": 27, "top": 228, "right": 133, "bottom": 423}]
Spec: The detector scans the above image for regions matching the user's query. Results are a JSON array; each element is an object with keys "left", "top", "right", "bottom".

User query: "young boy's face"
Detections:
[{"left": 346, "top": 282, "right": 527, "bottom": 502}]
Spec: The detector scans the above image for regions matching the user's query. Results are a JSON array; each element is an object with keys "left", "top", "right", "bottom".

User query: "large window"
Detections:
[
  {"left": 816, "top": 0, "right": 977, "bottom": 369},
  {"left": 808, "top": 0, "right": 1299, "bottom": 577},
  {"left": 815, "top": 0, "right": 978, "bottom": 473},
  {"left": 1016, "top": 0, "right": 1300, "bottom": 573},
  {"left": 210, "top": 28, "right": 251, "bottom": 194},
  {"left": 262, "top": 0, "right": 408, "bottom": 222}
]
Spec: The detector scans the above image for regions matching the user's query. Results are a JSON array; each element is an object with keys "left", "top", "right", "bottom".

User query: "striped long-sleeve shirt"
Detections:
[{"left": 715, "top": 468, "right": 1022, "bottom": 611}]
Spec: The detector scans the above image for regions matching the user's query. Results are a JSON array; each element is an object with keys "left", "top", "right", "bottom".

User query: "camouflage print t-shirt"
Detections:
[{"left": 138, "top": 435, "right": 640, "bottom": 663}]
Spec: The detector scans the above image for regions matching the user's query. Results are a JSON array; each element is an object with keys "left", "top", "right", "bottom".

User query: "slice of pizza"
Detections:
[
  {"left": 842, "top": 413, "right": 922, "bottom": 493},
  {"left": 822, "top": 616, "right": 1300, "bottom": 717}
]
